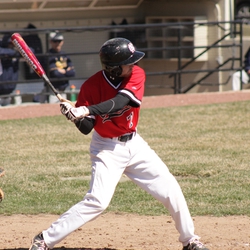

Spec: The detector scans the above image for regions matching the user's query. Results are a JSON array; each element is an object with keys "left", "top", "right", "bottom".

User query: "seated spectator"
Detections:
[
  {"left": 0, "top": 34, "right": 19, "bottom": 106},
  {"left": 232, "top": 48, "right": 250, "bottom": 91},
  {"left": 40, "top": 31, "right": 75, "bottom": 103}
]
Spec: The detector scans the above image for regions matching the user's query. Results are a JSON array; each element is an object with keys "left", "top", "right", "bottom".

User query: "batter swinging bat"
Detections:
[{"left": 11, "top": 33, "right": 75, "bottom": 106}]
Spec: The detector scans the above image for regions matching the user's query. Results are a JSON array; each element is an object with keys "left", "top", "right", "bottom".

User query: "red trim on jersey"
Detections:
[{"left": 76, "top": 65, "right": 145, "bottom": 138}]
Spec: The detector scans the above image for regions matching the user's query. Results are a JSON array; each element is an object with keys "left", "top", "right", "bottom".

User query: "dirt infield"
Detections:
[{"left": 1, "top": 90, "right": 250, "bottom": 250}]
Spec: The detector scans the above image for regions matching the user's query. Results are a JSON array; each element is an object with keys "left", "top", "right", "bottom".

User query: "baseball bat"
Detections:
[{"left": 11, "top": 33, "right": 75, "bottom": 106}]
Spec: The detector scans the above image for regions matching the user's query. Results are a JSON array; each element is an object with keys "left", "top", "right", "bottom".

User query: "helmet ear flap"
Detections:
[{"left": 105, "top": 65, "right": 122, "bottom": 77}]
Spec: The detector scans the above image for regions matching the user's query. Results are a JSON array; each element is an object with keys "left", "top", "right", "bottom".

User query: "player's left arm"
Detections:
[
  {"left": 73, "top": 94, "right": 131, "bottom": 134},
  {"left": 60, "top": 93, "right": 131, "bottom": 124},
  {"left": 61, "top": 88, "right": 142, "bottom": 122},
  {"left": 60, "top": 66, "right": 145, "bottom": 121},
  {"left": 87, "top": 93, "right": 131, "bottom": 115}
]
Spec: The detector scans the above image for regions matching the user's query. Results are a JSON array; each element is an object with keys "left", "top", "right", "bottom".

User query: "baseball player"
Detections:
[{"left": 29, "top": 38, "right": 209, "bottom": 250}]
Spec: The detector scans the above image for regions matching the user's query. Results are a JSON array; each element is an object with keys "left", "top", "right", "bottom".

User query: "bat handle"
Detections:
[
  {"left": 42, "top": 75, "right": 76, "bottom": 106},
  {"left": 42, "top": 75, "right": 58, "bottom": 95},
  {"left": 58, "top": 94, "right": 76, "bottom": 107}
]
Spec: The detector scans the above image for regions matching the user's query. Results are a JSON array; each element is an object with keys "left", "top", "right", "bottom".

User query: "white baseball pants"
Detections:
[{"left": 43, "top": 131, "right": 199, "bottom": 248}]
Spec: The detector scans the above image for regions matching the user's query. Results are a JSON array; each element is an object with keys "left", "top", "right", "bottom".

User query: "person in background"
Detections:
[
  {"left": 232, "top": 47, "right": 250, "bottom": 91},
  {"left": 23, "top": 23, "right": 45, "bottom": 80},
  {"left": 23, "top": 23, "right": 46, "bottom": 103},
  {"left": 40, "top": 31, "right": 75, "bottom": 103},
  {"left": 0, "top": 34, "right": 19, "bottom": 106}
]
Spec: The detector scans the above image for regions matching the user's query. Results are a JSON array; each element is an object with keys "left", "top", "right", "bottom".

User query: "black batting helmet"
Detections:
[{"left": 99, "top": 37, "right": 145, "bottom": 77}]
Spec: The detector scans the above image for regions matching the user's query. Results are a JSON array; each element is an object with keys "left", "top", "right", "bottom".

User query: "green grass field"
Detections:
[{"left": 0, "top": 100, "right": 250, "bottom": 216}]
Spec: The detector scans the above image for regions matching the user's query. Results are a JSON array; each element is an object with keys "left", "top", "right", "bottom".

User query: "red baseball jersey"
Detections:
[{"left": 76, "top": 65, "right": 145, "bottom": 138}]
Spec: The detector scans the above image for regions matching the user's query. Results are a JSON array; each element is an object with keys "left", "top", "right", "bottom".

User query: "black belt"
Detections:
[{"left": 117, "top": 133, "right": 134, "bottom": 142}]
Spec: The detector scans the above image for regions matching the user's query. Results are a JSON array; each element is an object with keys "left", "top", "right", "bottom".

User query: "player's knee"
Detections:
[{"left": 83, "top": 196, "right": 109, "bottom": 212}]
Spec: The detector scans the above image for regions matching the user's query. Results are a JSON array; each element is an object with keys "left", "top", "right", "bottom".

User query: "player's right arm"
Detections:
[{"left": 74, "top": 117, "right": 95, "bottom": 135}]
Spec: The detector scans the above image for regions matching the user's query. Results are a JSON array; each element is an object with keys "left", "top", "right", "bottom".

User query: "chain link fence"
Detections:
[{"left": 0, "top": 19, "right": 243, "bottom": 105}]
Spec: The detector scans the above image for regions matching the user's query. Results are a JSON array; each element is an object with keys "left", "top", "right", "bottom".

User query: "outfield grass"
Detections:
[{"left": 0, "top": 100, "right": 250, "bottom": 216}]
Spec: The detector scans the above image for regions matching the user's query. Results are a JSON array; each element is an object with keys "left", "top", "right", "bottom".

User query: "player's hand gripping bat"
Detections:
[{"left": 11, "top": 33, "right": 75, "bottom": 106}]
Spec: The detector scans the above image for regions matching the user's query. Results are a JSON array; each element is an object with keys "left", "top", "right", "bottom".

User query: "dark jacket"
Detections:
[
  {"left": 244, "top": 48, "right": 250, "bottom": 73},
  {"left": 48, "top": 48, "right": 75, "bottom": 90},
  {"left": 0, "top": 35, "right": 19, "bottom": 95}
]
